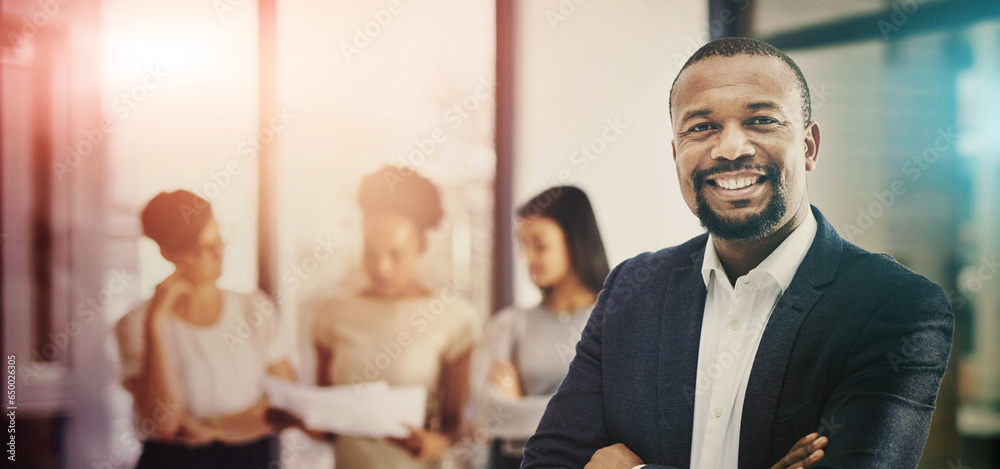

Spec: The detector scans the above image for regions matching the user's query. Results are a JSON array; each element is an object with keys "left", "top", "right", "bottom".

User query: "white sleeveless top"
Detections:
[{"left": 115, "top": 290, "right": 293, "bottom": 417}]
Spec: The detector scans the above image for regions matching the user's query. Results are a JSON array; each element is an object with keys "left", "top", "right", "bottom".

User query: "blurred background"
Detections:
[{"left": 1, "top": 0, "right": 998, "bottom": 467}]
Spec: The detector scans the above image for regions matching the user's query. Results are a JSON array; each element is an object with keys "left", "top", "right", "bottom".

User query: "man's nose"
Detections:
[{"left": 713, "top": 124, "right": 754, "bottom": 161}]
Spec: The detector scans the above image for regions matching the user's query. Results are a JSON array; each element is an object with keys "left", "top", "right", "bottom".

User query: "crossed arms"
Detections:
[{"left": 520, "top": 260, "right": 953, "bottom": 469}]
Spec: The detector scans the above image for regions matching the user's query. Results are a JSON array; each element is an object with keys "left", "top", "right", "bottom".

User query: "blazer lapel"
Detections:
[
  {"left": 738, "top": 206, "right": 842, "bottom": 468},
  {"left": 657, "top": 242, "right": 708, "bottom": 466}
]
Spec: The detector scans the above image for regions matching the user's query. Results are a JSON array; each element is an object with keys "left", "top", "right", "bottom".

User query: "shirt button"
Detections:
[
  {"left": 714, "top": 407, "right": 723, "bottom": 418},
  {"left": 730, "top": 319, "right": 740, "bottom": 330}
]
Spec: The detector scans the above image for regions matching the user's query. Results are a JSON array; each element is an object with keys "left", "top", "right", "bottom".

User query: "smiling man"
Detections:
[{"left": 519, "top": 38, "right": 954, "bottom": 469}]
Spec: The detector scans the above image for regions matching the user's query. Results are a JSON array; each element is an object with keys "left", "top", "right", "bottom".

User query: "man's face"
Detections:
[{"left": 671, "top": 55, "right": 819, "bottom": 242}]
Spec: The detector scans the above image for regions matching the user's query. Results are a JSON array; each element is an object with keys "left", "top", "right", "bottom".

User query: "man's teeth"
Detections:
[{"left": 716, "top": 176, "right": 759, "bottom": 190}]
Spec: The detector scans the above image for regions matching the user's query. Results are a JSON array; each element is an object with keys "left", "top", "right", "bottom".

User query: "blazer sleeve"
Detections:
[
  {"left": 813, "top": 278, "right": 954, "bottom": 468},
  {"left": 519, "top": 263, "right": 622, "bottom": 469},
  {"left": 520, "top": 263, "right": 685, "bottom": 469}
]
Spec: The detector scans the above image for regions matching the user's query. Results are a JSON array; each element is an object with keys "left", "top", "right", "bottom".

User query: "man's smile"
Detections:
[{"left": 698, "top": 169, "right": 772, "bottom": 203}]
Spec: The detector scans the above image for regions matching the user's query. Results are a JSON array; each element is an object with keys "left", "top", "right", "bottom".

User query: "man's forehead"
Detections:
[{"left": 672, "top": 55, "right": 799, "bottom": 111}]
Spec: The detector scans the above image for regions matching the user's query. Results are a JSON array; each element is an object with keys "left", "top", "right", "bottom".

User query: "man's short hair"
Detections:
[{"left": 669, "top": 37, "right": 812, "bottom": 127}]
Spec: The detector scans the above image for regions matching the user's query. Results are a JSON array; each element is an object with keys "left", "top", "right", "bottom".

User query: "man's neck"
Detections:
[{"left": 713, "top": 201, "right": 810, "bottom": 285}]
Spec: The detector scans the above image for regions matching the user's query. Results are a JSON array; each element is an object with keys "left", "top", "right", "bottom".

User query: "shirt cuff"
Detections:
[{"left": 630, "top": 466, "right": 646, "bottom": 469}]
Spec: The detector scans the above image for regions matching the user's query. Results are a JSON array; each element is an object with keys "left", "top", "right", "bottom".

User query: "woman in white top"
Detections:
[
  {"left": 286, "top": 166, "right": 479, "bottom": 469},
  {"left": 115, "top": 190, "right": 296, "bottom": 468},
  {"left": 480, "top": 186, "right": 610, "bottom": 469}
]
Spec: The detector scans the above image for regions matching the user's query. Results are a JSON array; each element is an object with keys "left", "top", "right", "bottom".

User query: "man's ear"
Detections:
[{"left": 803, "top": 121, "right": 821, "bottom": 171}]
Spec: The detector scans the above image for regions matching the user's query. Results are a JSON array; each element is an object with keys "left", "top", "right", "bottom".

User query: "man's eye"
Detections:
[
  {"left": 688, "top": 123, "right": 713, "bottom": 132},
  {"left": 748, "top": 116, "right": 777, "bottom": 125}
]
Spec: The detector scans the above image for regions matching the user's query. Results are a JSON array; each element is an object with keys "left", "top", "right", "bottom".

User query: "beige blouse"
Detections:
[{"left": 312, "top": 293, "right": 480, "bottom": 469}]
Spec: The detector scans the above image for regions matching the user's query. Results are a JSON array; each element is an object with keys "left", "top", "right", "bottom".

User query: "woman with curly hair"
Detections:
[{"left": 302, "top": 166, "right": 480, "bottom": 468}]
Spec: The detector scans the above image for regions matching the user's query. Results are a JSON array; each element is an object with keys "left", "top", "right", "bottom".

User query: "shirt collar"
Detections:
[{"left": 700, "top": 207, "right": 818, "bottom": 293}]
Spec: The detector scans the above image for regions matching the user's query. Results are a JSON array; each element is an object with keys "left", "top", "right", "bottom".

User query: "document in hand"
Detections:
[{"left": 265, "top": 378, "right": 427, "bottom": 438}]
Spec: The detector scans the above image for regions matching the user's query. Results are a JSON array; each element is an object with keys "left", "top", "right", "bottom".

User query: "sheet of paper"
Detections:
[
  {"left": 484, "top": 386, "right": 552, "bottom": 439},
  {"left": 265, "top": 378, "right": 427, "bottom": 438}
]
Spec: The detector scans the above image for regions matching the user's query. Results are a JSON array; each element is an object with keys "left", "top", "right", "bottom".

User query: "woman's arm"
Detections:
[
  {"left": 441, "top": 347, "right": 473, "bottom": 438},
  {"left": 196, "top": 359, "right": 298, "bottom": 444},
  {"left": 386, "top": 346, "right": 474, "bottom": 461},
  {"left": 315, "top": 343, "right": 334, "bottom": 386},
  {"left": 123, "top": 275, "right": 192, "bottom": 440},
  {"left": 268, "top": 359, "right": 296, "bottom": 381},
  {"left": 209, "top": 398, "right": 273, "bottom": 444},
  {"left": 264, "top": 343, "right": 337, "bottom": 442}
]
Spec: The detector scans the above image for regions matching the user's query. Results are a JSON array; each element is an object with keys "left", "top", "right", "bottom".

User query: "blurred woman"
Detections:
[
  {"left": 115, "top": 190, "right": 296, "bottom": 469},
  {"left": 310, "top": 166, "right": 480, "bottom": 468},
  {"left": 480, "top": 186, "right": 610, "bottom": 469}
]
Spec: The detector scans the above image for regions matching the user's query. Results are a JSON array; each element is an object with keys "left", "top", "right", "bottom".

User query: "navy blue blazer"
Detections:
[{"left": 520, "top": 206, "right": 954, "bottom": 469}]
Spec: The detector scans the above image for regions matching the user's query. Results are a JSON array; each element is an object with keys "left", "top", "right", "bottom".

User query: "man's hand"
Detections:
[
  {"left": 771, "top": 432, "right": 827, "bottom": 469},
  {"left": 585, "top": 443, "right": 644, "bottom": 469}
]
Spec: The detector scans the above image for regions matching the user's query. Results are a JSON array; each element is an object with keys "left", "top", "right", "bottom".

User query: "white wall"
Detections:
[
  {"left": 101, "top": 0, "right": 261, "bottom": 296},
  {"left": 512, "top": 0, "right": 707, "bottom": 305}
]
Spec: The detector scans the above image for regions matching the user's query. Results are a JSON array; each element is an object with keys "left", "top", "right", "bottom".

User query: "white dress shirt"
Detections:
[{"left": 687, "top": 209, "right": 818, "bottom": 469}]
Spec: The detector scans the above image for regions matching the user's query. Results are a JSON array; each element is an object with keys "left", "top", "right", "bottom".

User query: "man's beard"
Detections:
[{"left": 693, "top": 163, "right": 786, "bottom": 242}]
